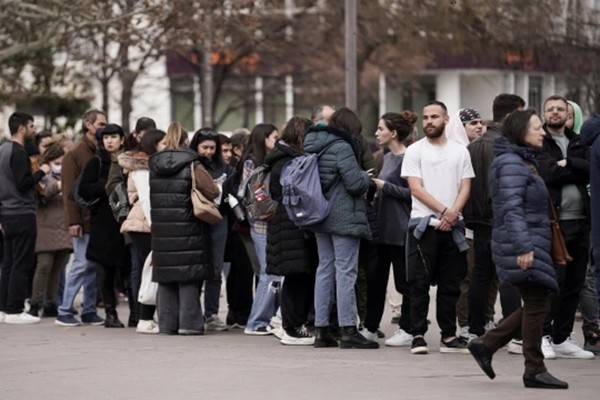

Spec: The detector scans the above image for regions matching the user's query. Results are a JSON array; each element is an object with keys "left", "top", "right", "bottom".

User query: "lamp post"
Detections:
[{"left": 345, "top": 0, "right": 357, "bottom": 111}]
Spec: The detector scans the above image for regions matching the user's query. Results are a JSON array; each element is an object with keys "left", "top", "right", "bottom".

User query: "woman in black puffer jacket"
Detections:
[
  {"left": 266, "top": 116, "right": 318, "bottom": 345},
  {"left": 468, "top": 110, "right": 566, "bottom": 389}
]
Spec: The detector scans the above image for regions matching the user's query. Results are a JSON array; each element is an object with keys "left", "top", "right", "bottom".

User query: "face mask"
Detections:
[{"left": 51, "top": 164, "right": 62, "bottom": 175}]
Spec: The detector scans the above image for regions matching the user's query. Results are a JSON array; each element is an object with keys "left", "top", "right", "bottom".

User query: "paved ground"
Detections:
[{"left": 1, "top": 291, "right": 599, "bottom": 400}]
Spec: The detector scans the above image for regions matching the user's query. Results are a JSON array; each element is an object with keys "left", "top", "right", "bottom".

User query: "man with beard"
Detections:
[
  {"left": 536, "top": 95, "right": 594, "bottom": 359},
  {"left": 401, "top": 101, "right": 475, "bottom": 354},
  {"left": 0, "top": 112, "right": 50, "bottom": 324}
]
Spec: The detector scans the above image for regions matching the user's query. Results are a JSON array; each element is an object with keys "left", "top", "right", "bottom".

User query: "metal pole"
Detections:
[{"left": 345, "top": 0, "right": 357, "bottom": 111}]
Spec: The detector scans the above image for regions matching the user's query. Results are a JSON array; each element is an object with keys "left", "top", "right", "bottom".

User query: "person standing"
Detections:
[
  {"left": 56, "top": 109, "right": 107, "bottom": 327},
  {"left": 401, "top": 101, "right": 474, "bottom": 355},
  {"left": 468, "top": 109, "right": 568, "bottom": 389},
  {"left": 463, "top": 94, "right": 525, "bottom": 344},
  {"left": 537, "top": 95, "right": 594, "bottom": 359},
  {"left": 0, "top": 112, "right": 49, "bottom": 324}
]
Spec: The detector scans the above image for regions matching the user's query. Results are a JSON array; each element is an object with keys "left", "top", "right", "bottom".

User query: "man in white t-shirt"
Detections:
[{"left": 401, "top": 101, "right": 475, "bottom": 355}]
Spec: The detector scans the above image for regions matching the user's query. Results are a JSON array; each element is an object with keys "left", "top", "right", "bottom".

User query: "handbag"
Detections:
[
  {"left": 190, "top": 164, "right": 223, "bottom": 224},
  {"left": 549, "top": 199, "right": 572, "bottom": 267},
  {"left": 138, "top": 251, "right": 158, "bottom": 305}
]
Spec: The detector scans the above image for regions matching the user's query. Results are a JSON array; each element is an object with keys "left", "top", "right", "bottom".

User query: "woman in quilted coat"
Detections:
[{"left": 468, "top": 109, "right": 567, "bottom": 389}]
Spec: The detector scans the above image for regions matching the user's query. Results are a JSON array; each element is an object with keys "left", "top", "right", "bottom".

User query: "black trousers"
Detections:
[
  {"left": 0, "top": 214, "right": 37, "bottom": 314},
  {"left": 280, "top": 273, "right": 314, "bottom": 330},
  {"left": 226, "top": 232, "right": 255, "bottom": 325},
  {"left": 364, "top": 243, "right": 410, "bottom": 333},
  {"left": 468, "top": 224, "right": 522, "bottom": 335},
  {"left": 544, "top": 219, "right": 589, "bottom": 344},
  {"left": 407, "top": 227, "right": 467, "bottom": 338},
  {"left": 129, "top": 232, "right": 156, "bottom": 320},
  {"left": 482, "top": 283, "right": 550, "bottom": 375}
]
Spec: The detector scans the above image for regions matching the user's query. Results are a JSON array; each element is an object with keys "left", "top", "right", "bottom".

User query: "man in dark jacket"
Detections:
[
  {"left": 537, "top": 95, "right": 594, "bottom": 359},
  {"left": 463, "top": 94, "right": 524, "bottom": 341},
  {"left": 0, "top": 112, "right": 49, "bottom": 324}
]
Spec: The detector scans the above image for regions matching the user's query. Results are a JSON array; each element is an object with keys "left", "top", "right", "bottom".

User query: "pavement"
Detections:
[{"left": 1, "top": 290, "right": 599, "bottom": 400}]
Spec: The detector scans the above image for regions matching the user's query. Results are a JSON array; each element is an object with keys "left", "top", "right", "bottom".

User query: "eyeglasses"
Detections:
[{"left": 545, "top": 107, "right": 566, "bottom": 113}]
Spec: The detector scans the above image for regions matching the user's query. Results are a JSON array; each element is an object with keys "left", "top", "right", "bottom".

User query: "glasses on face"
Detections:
[{"left": 545, "top": 106, "right": 566, "bottom": 113}]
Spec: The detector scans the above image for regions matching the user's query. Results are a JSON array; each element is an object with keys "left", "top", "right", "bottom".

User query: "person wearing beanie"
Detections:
[{"left": 78, "top": 123, "right": 128, "bottom": 328}]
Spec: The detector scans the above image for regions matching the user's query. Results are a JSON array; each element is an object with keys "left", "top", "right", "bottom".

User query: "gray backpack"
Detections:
[{"left": 280, "top": 140, "right": 342, "bottom": 228}]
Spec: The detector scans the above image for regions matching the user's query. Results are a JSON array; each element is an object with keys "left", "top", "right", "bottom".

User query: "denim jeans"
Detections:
[
  {"left": 246, "top": 227, "right": 281, "bottom": 330},
  {"left": 58, "top": 234, "right": 98, "bottom": 317},
  {"left": 202, "top": 216, "right": 228, "bottom": 317},
  {"left": 314, "top": 233, "right": 360, "bottom": 328}
]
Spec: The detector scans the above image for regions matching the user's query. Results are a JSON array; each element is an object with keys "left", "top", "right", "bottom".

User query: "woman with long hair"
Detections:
[
  {"left": 118, "top": 129, "right": 167, "bottom": 334},
  {"left": 360, "top": 112, "right": 416, "bottom": 346},
  {"left": 303, "top": 107, "right": 376, "bottom": 349},
  {"left": 149, "top": 122, "right": 219, "bottom": 334},
  {"left": 237, "top": 123, "right": 280, "bottom": 335},
  {"left": 189, "top": 128, "right": 234, "bottom": 332},
  {"left": 265, "top": 116, "right": 318, "bottom": 345},
  {"left": 468, "top": 110, "right": 567, "bottom": 389}
]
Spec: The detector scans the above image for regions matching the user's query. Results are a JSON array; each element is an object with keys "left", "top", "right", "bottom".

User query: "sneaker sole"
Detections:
[
  {"left": 82, "top": 321, "right": 105, "bottom": 326},
  {"left": 205, "top": 325, "right": 229, "bottom": 331},
  {"left": 411, "top": 346, "right": 428, "bottom": 354},
  {"left": 244, "top": 330, "right": 273, "bottom": 336},
  {"left": 439, "top": 348, "right": 470, "bottom": 354},
  {"left": 385, "top": 340, "right": 412, "bottom": 347},
  {"left": 55, "top": 320, "right": 81, "bottom": 327},
  {"left": 339, "top": 342, "right": 379, "bottom": 349},
  {"left": 554, "top": 354, "right": 595, "bottom": 359},
  {"left": 280, "top": 338, "right": 315, "bottom": 346}
]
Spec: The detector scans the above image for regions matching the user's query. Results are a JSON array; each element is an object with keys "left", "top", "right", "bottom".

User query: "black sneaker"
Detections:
[
  {"left": 411, "top": 336, "right": 428, "bottom": 354},
  {"left": 281, "top": 326, "right": 315, "bottom": 346},
  {"left": 440, "top": 336, "right": 469, "bottom": 354},
  {"left": 584, "top": 331, "right": 600, "bottom": 354}
]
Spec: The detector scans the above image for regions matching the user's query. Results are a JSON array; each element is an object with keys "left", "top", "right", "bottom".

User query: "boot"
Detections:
[
  {"left": 104, "top": 307, "right": 124, "bottom": 328},
  {"left": 339, "top": 326, "right": 379, "bottom": 349},
  {"left": 314, "top": 326, "right": 339, "bottom": 348}
]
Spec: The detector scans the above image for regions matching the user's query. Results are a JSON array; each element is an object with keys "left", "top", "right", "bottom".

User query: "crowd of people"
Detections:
[{"left": 1, "top": 93, "right": 600, "bottom": 390}]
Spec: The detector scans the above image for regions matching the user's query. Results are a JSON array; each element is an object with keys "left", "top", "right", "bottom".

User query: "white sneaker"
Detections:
[
  {"left": 552, "top": 337, "right": 595, "bottom": 359},
  {"left": 270, "top": 315, "right": 282, "bottom": 329},
  {"left": 269, "top": 325, "right": 285, "bottom": 339},
  {"left": 385, "top": 328, "right": 413, "bottom": 347},
  {"left": 542, "top": 335, "right": 556, "bottom": 359},
  {"left": 359, "top": 328, "right": 378, "bottom": 341},
  {"left": 507, "top": 339, "right": 523, "bottom": 354},
  {"left": 0, "top": 311, "right": 6, "bottom": 323},
  {"left": 4, "top": 312, "right": 41, "bottom": 324},
  {"left": 457, "top": 326, "right": 477, "bottom": 343},
  {"left": 136, "top": 320, "right": 159, "bottom": 334}
]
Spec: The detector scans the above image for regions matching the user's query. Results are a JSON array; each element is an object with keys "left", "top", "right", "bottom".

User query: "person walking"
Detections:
[{"left": 468, "top": 109, "right": 568, "bottom": 389}]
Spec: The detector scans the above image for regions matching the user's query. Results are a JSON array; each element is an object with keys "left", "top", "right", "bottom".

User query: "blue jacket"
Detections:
[
  {"left": 303, "top": 126, "right": 371, "bottom": 239},
  {"left": 489, "top": 136, "right": 558, "bottom": 293}
]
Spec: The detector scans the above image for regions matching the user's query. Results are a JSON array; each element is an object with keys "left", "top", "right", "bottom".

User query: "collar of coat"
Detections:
[{"left": 118, "top": 151, "right": 149, "bottom": 173}]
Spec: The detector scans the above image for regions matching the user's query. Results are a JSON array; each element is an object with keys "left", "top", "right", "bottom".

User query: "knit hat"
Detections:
[
  {"left": 459, "top": 108, "right": 481, "bottom": 124},
  {"left": 95, "top": 123, "right": 124, "bottom": 142}
]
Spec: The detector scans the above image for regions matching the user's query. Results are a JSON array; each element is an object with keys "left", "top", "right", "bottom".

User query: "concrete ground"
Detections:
[{"left": 1, "top": 289, "right": 599, "bottom": 400}]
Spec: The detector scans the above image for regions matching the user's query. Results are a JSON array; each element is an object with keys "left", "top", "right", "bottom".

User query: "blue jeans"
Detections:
[
  {"left": 314, "top": 233, "right": 360, "bottom": 327},
  {"left": 246, "top": 227, "right": 281, "bottom": 330},
  {"left": 203, "top": 216, "right": 228, "bottom": 317},
  {"left": 58, "top": 234, "right": 98, "bottom": 317}
]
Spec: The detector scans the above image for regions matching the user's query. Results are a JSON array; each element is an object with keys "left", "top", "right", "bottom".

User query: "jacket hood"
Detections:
[
  {"left": 304, "top": 125, "right": 359, "bottom": 157},
  {"left": 265, "top": 141, "right": 298, "bottom": 166},
  {"left": 568, "top": 100, "right": 584, "bottom": 134},
  {"left": 118, "top": 151, "right": 149, "bottom": 172},
  {"left": 493, "top": 135, "right": 539, "bottom": 163},
  {"left": 149, "top": 148, "right": 198, "bottom": 177},
  {"left": 581, "top": 113, "right": 600, "bottom": 146}
]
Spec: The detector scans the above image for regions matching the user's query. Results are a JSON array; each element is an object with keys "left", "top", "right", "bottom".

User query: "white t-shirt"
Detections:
[{"left": 401, "top": 137, "right": 475, "bottom": 219}]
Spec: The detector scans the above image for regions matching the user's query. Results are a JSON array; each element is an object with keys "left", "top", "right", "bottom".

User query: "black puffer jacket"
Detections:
[
  {"left": 266, "top": 141, "right": 318, "bottom": 276},
  {"left": 149, "top": 149, "right": 212, "bottom": 283}
]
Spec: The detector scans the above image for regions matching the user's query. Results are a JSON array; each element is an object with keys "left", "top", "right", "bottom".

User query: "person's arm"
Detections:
[
  {"left": 442, "top": 178, "right": 471, "bottom": 226},
  {"left": 336, "top": 144, "right": 370, "bottom": 196},
  {"left": 10, "top": 146, "right": 45, "bottom": 192},
  {"left": 194, "top": 164, "right": 220, "bottom": 201}
]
